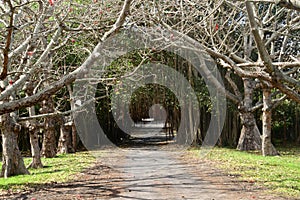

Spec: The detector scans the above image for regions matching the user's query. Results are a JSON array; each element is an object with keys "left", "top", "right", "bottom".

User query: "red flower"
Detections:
[
  {"left": 27, "top": 51, "right": 34, "bottom": 56},
  {"left": 49, "top": 0, "right": 54, "bottom": 6},
  {"left": 170, "top": 33, "right": 174, "bottom": 41},
  {"left": 215, "top": 24, "right": 219, "bottom": 31},
  {"left": 9, "top": 80, "right": 13, "bottom": 85}
]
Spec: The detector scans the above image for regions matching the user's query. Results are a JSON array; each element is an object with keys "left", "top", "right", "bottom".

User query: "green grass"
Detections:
[
  {"left": 0, "top": 151, "right": 95, "bottom": 191},
  {"left": 192, "top": 147, "right": 300, "bottom": 198}
]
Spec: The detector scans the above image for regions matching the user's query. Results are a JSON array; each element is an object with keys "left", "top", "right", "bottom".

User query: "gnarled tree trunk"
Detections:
[
  {"left": 0, "top": 113, "right": 29, "bottom": 178},
  {"left": 237, "top": 111, "right": 262, "bottom": 150},
  {"left": 237, "top": 78, "right": 262, "bottom": 151}
]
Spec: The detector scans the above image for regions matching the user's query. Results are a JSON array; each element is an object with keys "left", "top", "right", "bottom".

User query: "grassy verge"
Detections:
[
  {"left": 191, "top": 147, "right": 300, "bottom": 198},
  {"left": 0, "top": 151, "right": 95, "bottom": 192}
]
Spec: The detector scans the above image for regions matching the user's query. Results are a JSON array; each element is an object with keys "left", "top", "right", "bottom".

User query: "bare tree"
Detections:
[
  {"left": 129, "top": 0, "right": 299, "bottom": 153},
  {"left": 0, "top": 0, "right": 133, "bottom": 177}
]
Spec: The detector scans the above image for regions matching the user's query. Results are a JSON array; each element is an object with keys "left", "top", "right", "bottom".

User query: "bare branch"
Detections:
[
  {"left": 101, "top": 0, "right": 132, "bottom": 41},
  {"left": 0, "top": 1, "right": 14, "bottom": 80},
  {"left": 235, "top": 0, "right": 300, "bottom": 11},
  {"left": 0, "top": 0, "right": 134, "bottom": 115}
]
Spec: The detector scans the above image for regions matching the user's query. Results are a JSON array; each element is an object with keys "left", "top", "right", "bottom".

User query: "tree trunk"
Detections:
[
  {"left": 176, "top": 104, "right": 186, "bottom": 144},
  {"left": 40, "top": 99, "right": 57, "bottom": 158},
  {"left": 232, "top": 111, "right": 239, "bottom": 147},
  {"left": 71, "top": 123, "right": 77, "bottom": 152},
  {"left": 0, "top": 113, "right": 29, "bottom": 178},
  {"left": 58, "top": 124, "right": 69, "bottom": 154},
  {"left": 58, "top": 117, "right": 74, "bottom": 154},
  {"left": 27, "top": 108, "right": 43, "bottom": 168},
  {"left": 188, "top": 102, "right": 194, "bottom": 145},
  {"left": 237, "top": 78, "right": 262, "bottom": 151},
  {"left": 67, "top": 84, "right": 77, "bottom": 152},
  {"left": 25, "top": 82, "right": 43, "bottom": 168},
  {"left": 262, "top": 87, "right": 279, "bottom": 156},
  {"left": 28, "top": 124, "right": 43, "bottom": 168},
  {"left": 237, "top": 111, "right": 262, "bottom": 150},
  {"left": 41, "top": 118, "right": 57, "bottom": 158}
]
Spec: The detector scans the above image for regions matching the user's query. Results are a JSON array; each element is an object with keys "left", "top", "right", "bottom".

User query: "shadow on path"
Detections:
[{"left": 1, "top": 126, "right": 289, "bottom": 200}]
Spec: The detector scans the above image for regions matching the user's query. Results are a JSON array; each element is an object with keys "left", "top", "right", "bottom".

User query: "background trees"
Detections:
[{"left": 129, "top": 0, "right": 299, "bottom": 155}]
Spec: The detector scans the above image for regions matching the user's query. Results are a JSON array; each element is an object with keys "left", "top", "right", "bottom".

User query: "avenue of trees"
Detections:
[{"left": 0, "top": 0, "right": 299, "bottom": 178}]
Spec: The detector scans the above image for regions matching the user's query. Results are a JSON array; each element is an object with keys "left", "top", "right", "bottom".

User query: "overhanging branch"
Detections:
[{"left": 0, "top": 0, "right": 133, "bottom": 115}]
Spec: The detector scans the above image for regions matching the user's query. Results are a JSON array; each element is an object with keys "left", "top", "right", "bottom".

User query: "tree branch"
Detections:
[
  {"left": 0, "top": 1, "right": 14, "bottom": 80},
  {"left": 101, "top": 0, "right": 132, "bottom": 41},
  {"left": 246, "top": 2, "right": 275, "bottom": 74},
  {"left": 0, "top": 0, "right": 133, "bottom": 115},
  {"left": 236, "top": 0, "right": 300, "bottom": 11},
  {"left": 225, "top": 69, "right": 242, "bottom": 99}
]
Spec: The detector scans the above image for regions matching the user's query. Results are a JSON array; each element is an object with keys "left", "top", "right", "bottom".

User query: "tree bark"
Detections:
[
  {"left": 57, "top": 117, "right": 74, "bottom": 154},
  {"left": 0, "top": 113, "right": 29, "bottom": 178},
  {"left": 262, "top": 87, "right": 279, "bottom": 156},
  {"left": 40, "top": 99, "right": 57, "bottom": 158},
  {"left": 237, "top": 111, "right": 262, "bottom": 150},
  {"left": 237, "top": 78, "right": 262, "bottom": 151},
  {"left": 27, "top": 123, "right": 43, "bottom": 168},
  {"left": 25, "top": 82, "right": 43, "bottom": 169},
  {"left": 58, "top": 125, "right": 69, "bottom": 154}
]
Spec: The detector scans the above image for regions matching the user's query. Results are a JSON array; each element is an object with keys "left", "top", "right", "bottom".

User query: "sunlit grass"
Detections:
[
  {"left": 0, "top": 151, "right": 95, "bottom": 191},
  {"left": 192, "top": 147, "right": 300, "bottom": 198}
]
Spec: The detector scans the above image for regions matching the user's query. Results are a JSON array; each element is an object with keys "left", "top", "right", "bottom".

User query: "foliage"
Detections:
[{"left": 273, "top": 100, "right": 300, "bottom": 142}]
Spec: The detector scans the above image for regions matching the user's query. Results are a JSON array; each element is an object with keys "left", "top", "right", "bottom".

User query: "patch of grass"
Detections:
[
  {"left": 191, "top": 147, "right": 300, "bottom": 198},
  {"left": 0, "top": 151, "right": 95, "bottom": 191}
]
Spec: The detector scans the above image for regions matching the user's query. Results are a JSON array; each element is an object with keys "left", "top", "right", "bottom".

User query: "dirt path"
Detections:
[
  {"left": 2, "top": 145, "right": 289, "bottom": 200},
  {"left": 1, "top": 128, "right": 290, "bottom": 200},
  {"left": 99, "top": 146, "right": 284, "bottom": 200}
]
